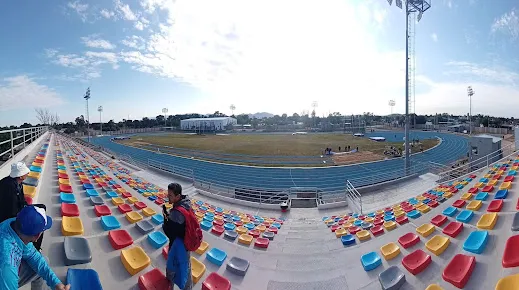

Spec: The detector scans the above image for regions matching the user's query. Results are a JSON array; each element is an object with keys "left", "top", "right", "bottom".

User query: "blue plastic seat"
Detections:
[
  {"left": 368, "top": 212, "right": 376, "bottom": 217},
  {"left": 465, "top": 177, "right": 473, "bottom": 182},
  {"left": 106, "top": 191, "right": 118, "bottom": 198},
  {"left": 479, "top": 178, "right": 489, "bottom": 183},
  {"left": 272, "top": 222, "right": 281, "bottom": 229},
  {"left": 495, "top": 189, "right": 508, "bottom": 199},
  {"left": 148, "top": 196, "right": 157, "bottom": 201},
  {"left": 85, "top": 189, "right": 99, "bottom": 197},
  {"left": 232, "top": 216, "right": 241, "bottom": 221},
  {"left": 203, "top": 215, "right": 214, "bottom": 222},
  {"left": 29, "top": 166, "right": 42, "bottom": 173},
  {"left": 57, "top": 165, "right": 66, "bottom": 170},
  {"left": 206, "top": 248, "right": 227, "bottom": 266},
  {"left": 83, "top": 183, "right": 94, "bottom": 190},
  {"left": 463, "top": 230, "right": 489, "bottom": 254},
  {"left": 205, "top": 212, "right": 214, "bottom": 217},
  {"left": 443, "top": 206, "right": 458, "bottom": 217},
  {"left": 224, "top": 223, "right": 236, "bottom": 231},
  {"left": 148, "top": 231, "right": 168, "bottom": 248},
  {"left": 196, "top": 200, "right": 204, "bottom": 206},
  {"left": 244, "top": 223, "right": 255, "bottom": 230},
  {"left": 60, "top": 192, "right": 76, "bottom": 204},
  {"left": 66, "top": 269, "right": 102, "bottom": 290},
  {"left": 407, "top": 210, "right": 421, "bottom": 219},
  {"left": 408, "top": 199, "right": 418, "bottom": 205},
  {"left": 360, "top": 252, "right": 382, "bottom": 271},
  {"left": 475, "top": 192, "right": 488, "bottom": 201},
  {"left": 456, "top": 210, "right": 474, "bottom": 223},
  {"left": 200, "top": 221, "right": 212, "bottom": 231},
  {"left": 353, "top": 213, "right": 359, "bottom": 218},
  {"left": 101, "top": 216, "right": 121, "bottom": 231},
  {"left": 384, "top": 215, "right": 395, "bottom": 221},
  {"left": 341, "top": 234, "right": 356, "bottom": 246},
  {"left": 353, "top": 220, "right": 362, "bottom": 226},
  {"left": 151, "top": 214, "right": 164, "bottom": 225}
]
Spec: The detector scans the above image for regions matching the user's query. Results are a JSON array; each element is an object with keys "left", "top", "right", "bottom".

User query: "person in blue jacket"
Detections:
[{"left": 0, "top": 206, "right": 70, "bottom": 290}]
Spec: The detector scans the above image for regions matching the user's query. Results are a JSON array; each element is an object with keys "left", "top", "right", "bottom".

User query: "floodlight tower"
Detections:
[
  {"left": 84, "top": 87, "right": 91, "bottom": 142},
  {"left": 467, "top": 86, "right": 474, "bottom": 135},
  {"left": 162, "top": 108, "right": 168, "bottom": 127},
  {"left": 386, "top": 0, "right": 431, "bottom": 173},
  {"left": 311, "top": 101, "right": 318, "bottom": 127},
  {"left": 98, "top": 106, "right": 103, "bottom": 134}
]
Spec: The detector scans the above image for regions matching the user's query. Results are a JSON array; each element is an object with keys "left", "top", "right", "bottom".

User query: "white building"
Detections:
[{"left": 180, "top": 117, "right": 237, "bottom": 131}]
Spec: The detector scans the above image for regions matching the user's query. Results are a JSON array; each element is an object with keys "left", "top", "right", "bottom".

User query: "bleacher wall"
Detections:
[{"left": 0, "top": 132, "right": 49, "bottom": 178}]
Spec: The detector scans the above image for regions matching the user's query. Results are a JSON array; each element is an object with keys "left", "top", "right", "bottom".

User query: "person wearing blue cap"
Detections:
[{"left": 0, "top": 206, "right": 70, "bottom": 290}]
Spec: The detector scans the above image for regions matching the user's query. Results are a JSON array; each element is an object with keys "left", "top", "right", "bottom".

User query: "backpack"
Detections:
[{"left": 175, "top": 206, "right": 203, "bottom": 251}]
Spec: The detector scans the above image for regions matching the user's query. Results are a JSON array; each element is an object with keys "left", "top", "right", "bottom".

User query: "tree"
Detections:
[
  {"left": 229, "top": 104, "right": 236, "bottom": 116},
  {"left": 35, "top": 108, "right": 52, "bottom": 125}
]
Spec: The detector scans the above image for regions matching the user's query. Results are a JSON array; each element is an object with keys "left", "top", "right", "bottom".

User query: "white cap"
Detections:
[{"left": 10, "top": 162, "right": 30, "bottom": 178}]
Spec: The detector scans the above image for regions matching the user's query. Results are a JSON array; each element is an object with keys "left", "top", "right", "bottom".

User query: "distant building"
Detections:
[
  {"left": 180, "top": 117, "right": 237, "bottom": 131},
  {"left": 469, "top": 134, "right": 502, "bottom": 170}
]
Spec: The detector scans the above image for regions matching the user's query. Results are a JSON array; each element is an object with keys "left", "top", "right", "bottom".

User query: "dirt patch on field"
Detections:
[{"left": 332, "top": 151, "right": 384, "bottom": 165}]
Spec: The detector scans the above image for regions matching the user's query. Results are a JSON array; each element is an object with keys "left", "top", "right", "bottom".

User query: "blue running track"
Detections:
[{"left": 90, "top": 131, "right": 468, "bottom": 191}]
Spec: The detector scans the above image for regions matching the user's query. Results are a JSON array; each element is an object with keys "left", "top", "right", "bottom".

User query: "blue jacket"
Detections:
[
  {"left": 166, "top": 238, "right": 189, "bottom": 289},
  {"left": 0, "top": 218, "right": 62, "bottom": 290}
]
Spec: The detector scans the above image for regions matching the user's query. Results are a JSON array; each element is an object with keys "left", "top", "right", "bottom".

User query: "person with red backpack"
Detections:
[{"left": 163, "top": 183, "right": 202, "bottom": 290}]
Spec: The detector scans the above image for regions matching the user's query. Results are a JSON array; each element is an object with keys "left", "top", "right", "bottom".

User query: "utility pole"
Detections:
[
  {"left": 98, "top": 106, "right": 103, "bottom": 135},
  {"left": 467, "top": 86, "right": 474, "bottom": 135},
  {"left": 84, "top": 88, "right": 91, "bottom": 142}
]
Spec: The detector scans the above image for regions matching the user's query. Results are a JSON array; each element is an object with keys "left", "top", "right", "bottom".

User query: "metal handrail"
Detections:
[
  {"left": 346, "top": 180, "right": 362, "bottom": 214},
  {"left": 0, "top": 126, "right": 48, "bottom": 161}
]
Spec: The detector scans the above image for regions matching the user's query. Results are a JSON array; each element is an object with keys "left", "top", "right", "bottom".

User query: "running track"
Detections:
[{"left": 90, "top": 131, "right": 468, "bottom": 191}]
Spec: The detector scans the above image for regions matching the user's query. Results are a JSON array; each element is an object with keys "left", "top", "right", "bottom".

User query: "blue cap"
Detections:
[{"left": 16, "top": 206, "right": 53, "bottom": 236}]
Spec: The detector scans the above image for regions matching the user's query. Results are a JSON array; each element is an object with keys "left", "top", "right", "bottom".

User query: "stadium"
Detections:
[{"left": 3, "top": 0, "right": 519, "bottom": 290}]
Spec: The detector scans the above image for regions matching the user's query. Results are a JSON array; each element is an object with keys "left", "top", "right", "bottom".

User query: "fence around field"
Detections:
[{"left": 0, "top": 126, "right": 48, "bottom": 163}]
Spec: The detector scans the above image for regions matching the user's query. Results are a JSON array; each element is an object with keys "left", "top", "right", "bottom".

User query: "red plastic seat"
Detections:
[
  {"left": 98, "top": 182, "right": 107, "bottom": 187},
  {"left": 118, "top": 204, "right": 132, "bottom": 214},
  {"left": 211, "top": 225, "right": 224, "bottom": 236},
  {"left": 254, "top": 237, "right": 270, "bottom": 248},
  {"left": 402, "top": 249, "right": 431, "bottom": 275},
  {"left": 503, "top": 235, "right": 519, "bottom": 268},
  {"left": 468, "top": 187, "right": 478, "bottom": 194},
  {"left": 452, "top": 200, "right": 466, "bottom": 208},
  {"left": 469, "top": 174, "right": 477, "bottom": 178},
  {"left": 108, "top": 229, "right": 133, "bottom": 250},
  {"left": 428, "top": 201, "right": 439, "bottom": 208},
  {"left": 58, "top": 173, "right": 69, "bottom": 179},
  {"left": 348, "top": 226, "right": 360, "bottom": 234},
  {"left": 202, "top": 272, "right": 231, "bottom": 290},
  {"left": 431, "top": 215, "right": 448, "bottom": 226},
  {"left": 121, "top": 192, "right": 132, "bottom": 198},
  {"left": 331, "top": 225, "right": 341, "bottom": 232},
  {"left": 234, "top": 221, "right": 243, "bottom": 226},
  {"left": 494, "top": 174, "right": 502, "bottom": 179},
  {"left": 268, "top": 227, "right": 278, "bottom": 234},
  {"left": 25, "top": 196, "right": 33, "bottom": 205},
  {"left": 516, "top": 198, "right": 519, "bottom": 210},
  {"left": 450, "top": 188, "right": 459, "bottom": 194},
  {"left": 442, "top": 221, "right": 463, "bottom": 238},
  {"left": 358, "top": 215, "right": 366, "bottom": 220},
  {"left": 443, "top": 254, "right": 476, "bottom": 288},
  {"left": 162, "top": 247, "right": 168, "bottom": 259},
  {"left": 374, "top": 219, "right": 384, "bottom": 226},
  {"left": 505, "top": 176, "right": 514, "bottom": 182},
  {"left": 249, "top": 230, "right": 260, "bottom": 238},
  {"left": 403, "top": 207, "right": 415, "bottom": 213},
  {"left": 112, "top": 184, "right": 122, "bottom": 189},
  {"left": 487, "top": 199, "right": 503, "bottom": 212},
  {"left": 155, "top": 198, "right": 164, "bottom": 205},
  {"left": 134, "top": 202, "right": 147, "bottom": 209},
  {"left": 396, "top": 216, "right": 408, "bottom": 225},
  {"left": 370, "top": 225, "right": 384, "bottom": 236},
  {"left": 94, "top": 205, "right": 111, "bottom": 217},
  {"left": 138, "top": 268, "right": 170, "bottom": 290},
  {"left": 482, "top": 185, "right": 494, "bottom": 192},
  {"left": 398, "top": 233, "right": 420, "bottom": 249},
  {"left": 80, "top": 179, "right": 90, "bottom": 184},
  {"left": 213, "top": 219, "right": 224, "bottom": 227},
  {"left": 59, "top": 184, "right": 73, "bottom": 193},
  {"left": 61, "top": 203, "right": 80, "bottom": 217}
]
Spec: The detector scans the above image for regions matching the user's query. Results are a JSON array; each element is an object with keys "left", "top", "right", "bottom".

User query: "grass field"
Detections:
[{"left": 118, "top": 133, "right": 438, "bottom": 166}]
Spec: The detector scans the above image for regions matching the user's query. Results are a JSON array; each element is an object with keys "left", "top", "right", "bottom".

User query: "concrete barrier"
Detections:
[{"left": 0, "top": 132, "right": 49, "bottom": 178}]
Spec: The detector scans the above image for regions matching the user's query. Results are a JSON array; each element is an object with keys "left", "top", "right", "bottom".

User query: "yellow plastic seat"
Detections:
[
  {"left": 461, "top": 193, "right": 472, "bottom": 200},
  {"left": 112, "top": 197, "right": 125, "bottom": 206},
  {"left": 241, "top": 218, "right": 251, "bottom": 224},
  {"left": 416, "top": 196, "right": 426, "bottom": 201},
  {"left": 415, "top": 202, "right": 425, "bottom": 208},
  {"left": 500, "top": 182, "right": 512, "bottom": 190},
  {"left": 475, "top": 182, "right": 484, "bottom": 188},
  {"left": 142, "top": 192, "right": 152, "bottom": 197},
  {"left": 190, "top": 257, "right": 206, "bottom": 284},
  {"left": 206, "top": 208, "right": 215, "bottom": 213},
  {"left": 32, "top": 162, "right": 42, "bottom": 167},
  {"left": 195, "top": 241, "right": 209, "bottom": 255},
  {"left": 356, "top": 230, "right": 371, "bottom": 241},
  {"left": 380, "top": 242, "right": 400, "bottom": 260},
  {"left": 416, "top": 223, "right": 435, "bottom": 237},
  {"left": 392, "top": 205, "right": 401, "bottom": 210},
  {"left": 512, "top": 166, "right": 519, "bottom": 171},
  {"left": 342, "top": 223, "right": 352, "bottom": 229},
  {"left": 383, "top": 221, "right": 397, "bottom": 230},
  {"left": 222, "top": 209, "right": 230, "bottom": 214},
  {"left": 142, "top": 207, "right": 156, "bottom": 217},
  {"left": 120, "top": 246, "right": 151, "bottom": 276},
  {"left": 460, "top": 181, "right": 469, "bottom": 185},
  {"left": 425, "top": 284, "right": 444, "bottom": 290},
  {"left": 425, "top": 235, "right": 450, "bottom": 256},
  {"left": 116, "top": 188, "right": 127, "bottom": 194},
  {"left": 61, "top": 216, "right": 84, "bottom": 236},
  {"left": 364, "top": 217, "right": 374, "bottom": 223},
  {"left": 443, "top": 191, "right": 453, "bottom": 198},
  {"left": 165, "top": 203, "right": 172, "bottom": 209},
  {"left": 236, "top": 226, "right": 247, "bottom": 235},
  {"left": 497, "top": 170, "right": 505, "bottom": 175},
  {"left": 335, "top": 228, "right": 347, "bottom": 238},
  {"left": 23, "top": 185, "right": 36, "bottom": 198},
  {"left": 488, "top": 179, "right": 498, "bottom": 186},
  {"left": 127, "top": 197, "right": 138, "bottom": 204},
  {"left": 195, "top": 211, "right": 205, "bottom": 219},
  {"left": 394, "top": 210, "right": 405, "bottom": 218},
  {"left": 238, "top": 234, "right": 253, "bottom": 245},
  {"left": 58, "top": 178, "right": 70, "bottom": 185},
  {"left": 417, "top": 205, "right": 431, "bottom": 213},
  {"left": 126, "top": 212, "right": 143, "bottom": 223},
  {"left": 58, "top": 169, "right": 67, "bottom": 174},
  {"left": 477, "top": 212, "right": 498, "bottom": 230},
  {"left": 484, "top": 174, "right": 492, "bottom": 179},
  {"left": 348, "top": 218, "right": 356, "bottom": 223},
  {"left": 467, "top": 200, "right": 482, "bottom": 211},
  {"left": 213, "top": 215, "right": 223, "bottom": 221},
  {"left": 495, "top": 273, "right": 519, "bottom": 290},
  {"left": 28, "top": 171, "right": 40, "bottom": 179},
  {"left": 376, "top": 210, "right": 384, "bottom": 215},
  {"left": 256, "top": 225, "right": 266, "bottom": 232}
]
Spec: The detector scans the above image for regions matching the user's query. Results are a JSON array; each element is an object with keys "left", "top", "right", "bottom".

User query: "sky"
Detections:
[{"left": 0, "top": 0, "right": 519, "bottom": 126}]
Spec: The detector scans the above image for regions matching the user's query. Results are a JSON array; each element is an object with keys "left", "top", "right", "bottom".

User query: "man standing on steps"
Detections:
[{"left": 0, "top": 162, "right": 46, "bottom": 251}]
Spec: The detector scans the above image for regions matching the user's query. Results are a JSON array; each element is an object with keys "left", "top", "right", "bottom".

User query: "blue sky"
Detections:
[{"left": 0, "top": 0, "right": 518, "bottom": 126}]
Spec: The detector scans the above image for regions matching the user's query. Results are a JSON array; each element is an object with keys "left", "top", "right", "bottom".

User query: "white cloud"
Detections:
[
  {"left": 67, "top": 1, "right": 89, "bottom": 22},
  {"left": 134, "top": 21, "right": 145, "bottom": 30},
  {"left": 47, "top": 49, "right": 120, "bottom": 81},
  {"left": 115, "top": 0, "right": 138, "bottom": 21},
  {"left": 100, "top": 9, "right": 115, "bottom": 19},
  {"left": 81, "top": 35, "right": 116, "bottom": 50},
  {"left": 121, "top": 36, "right": 146, "bottom": 50},
  {"left": 0, "top": 76, "right": 64, "bottom": 111},
  {"left": 431, "top": 33, "right": 438, "bottom": 42},
  {"left": 444, "top": 61, "right": 519, "bottom": 86},
  {"left": 492, "top": 8, "right": 519, "bottom": 41}
]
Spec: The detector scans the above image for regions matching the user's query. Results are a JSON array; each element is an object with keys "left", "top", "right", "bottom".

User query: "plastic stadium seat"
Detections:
[
  {"left": 134, "top": 202, "right": 147, "bottom": 209},
  {"left": 425, "top": 235, "right": 450, "bottom": 256},
  {"left": 226, "top": 257, "right": 249, "bottom": 276},
  {"left": 136, "top": 220, "right": 155, "bottom": 234},
  {"left": 379, "top": 265, "right": 406, "bottom": 290},
  {"left": 62, "top": 216, "right": 84, "bottom": 236},
  {"left": 463, "top": 230, "right": 489, "bottom": 254},
  {"left": 425, "top": 285, "right": 443, "bottom": 290},
  {"left": 474, "top": 192, "right": 488, "bottom": 201},
  {"left": 443, "top": 206, "right": 458, "bottom": 217},
  {"left": 356, "top": 230, "right": 371, "bottom": 241},
  {"left": 466, "top": 200, "right": 482, "bottom": 211},
  {"left": 504, "top": 175, "right": 515, "bottom": 182},
  {"left": 190, "top": 257, "right": 207, "bottom": 283},
  {"left": 442, "top": 254, "right": 476, "bottom": 288},
  {"left": 380, "top": 242, "right": 400, "bottom": 261},
  {"left": 118, "top": 204, "right": 132, "bottom": 214},
  {"left": 341, "top": 234, "right": 356, "bottom": 246},
  {"left": 495, "top": 189, "right": 509, "bottom": 199},
  {"left": 370, "top": 225, "right": 384, "bottom": 236},
  {"left": 395, "top": 216, "right": 408, "bottom": 225},
  {"left": 121, "top": 246, "right": 151, "bottom": 276},
  {"left": 61, "top": 203, "right": 79, "bottom": 217},
  {"left": 126, "top": 212, "right": 143, "bottom": 224},
  {"left": 23, "top": 177, "right": 39, "bottom": 187},
  {"left": 503, "top": 235, "right": 519, "bottom": 267},
  {"left": 495, "top": 273, "right": 519, "bottom": 290},
  {"left": 360, "top": 252, "right": 382, "bottom": 271},
  {"left": 431, "top": 215, "right": 447, "bottom": 227},
  {"left": 500, "top": 182, "right": 512, "bottom": 190},
  {"left": 58, "top": 178, "right": 70, "bottom": 185},
  {"left": 442, "top": 221, "right": 463, "bottom": 238},
  {"left": 212, "top": 225, "right": 225, "bottom": 236},
  {"left": 94, "top": 205, "right": 111, "bottom": 217},
  {"left": 101, "top": 216, "right": 121, "bottom": 231},
  {"left": 90, "top": 196, "right": 104, "bottom": 206},
  {"left": 111, "top": 197, "right": 124, "bottom": 205},
  {"left": 24, "top": 196, "right": 33, "bottom": 205},
  {"left": 106, "top": 191, "right": 118, "bottom": 198},
  {"left": 195, "top": 241, "right": 209, "bottom": 255},
  {"left": 206, "top": 248, "right": 227, "bottom": 266},
  {"left": 224, "top": 230, "right": 238, "bottom": 241},
  {"left": 138, "top": 268, "right": 169, "bottom": 290},
  {"left": 24, "top": 185, "right": 38, "bottom": 197},
  {"left": 128, "top": 197, "right": 139, "bottom": 204},
  {"left": 452, "top": 200, "right": 466, "bottom": 208},
  {"left": 64, "top": 237, "right": 92, "bottom": 266},
  {"left": 28, "top": 171, "right": 40, "bottom": 179},
  {"left": 238, "top": 234, "right": 253, "bottom": 245},
  {"left": 482, "top": 185, "right": 494, "bottom": 192},
  {"left": 83, "top": 183, "right": 94, "bottom": 190},
  {"left": 151, "top": 214, "right": 164, "bottom": 225},
  {"left": 477, "top": 212, "right": 498, "bottom": 229},
  {"left": 512, "top": 213, "right": 519, "bottom": 231},
  {"left": 142, "top": 207, "right": 157, "bottom": 217},
  {"left": 29, "top": 165, "right": 42, "bottom": 173},
  {"left": 60, "top": 192, "right": 76, "bottom": 204},
  {"left": 66, "top": 269, "right": 102, "bottom": 290},
  {"left": 398, "top": 233, "right": 420, "bottom": 249},
  {"left": 254, "top": 237, "right": 270, "bottom": 248},
  {"left": 202, "top": 272, "right": 231, "bottom": 290},
  {"left": 416, "top": 224, "right": 435, "bottom": 237},
  {"left": 402, "top": 249, "right": 431, "bottom": 275},
  {"left": 108, "top": 230, "right": 133, "bottom": 250},
  {"left": 148, "top": 231, "right": 168, "bottom": 249},
  {"left": 200, "top": 221, "right": 212, "bottom": 231},
  {"left": 383, "top": 221, "right": 397, "bottom": 230},
  {"left": 348, "top": 226, "right": 360, "bottom": 234},
  {"left": 456, "top": 210, "right": 474, "bottom": 223}
]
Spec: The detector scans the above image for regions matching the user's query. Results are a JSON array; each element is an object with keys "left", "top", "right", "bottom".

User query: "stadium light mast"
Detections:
[
  {"left": 162, "top": 108, "right": 168, "bottom": 127},
  {"left": 386, "top": 0, "right": 431, "bottom": 173},
  {"left": 98, "top": 106, "right": 103, "bottom": 134},
  {"left": 84, "top": 87, "right": 91, "bottom": 142},
  {"left": 467, "top": 86, "right": 474, "bottom": 135}
]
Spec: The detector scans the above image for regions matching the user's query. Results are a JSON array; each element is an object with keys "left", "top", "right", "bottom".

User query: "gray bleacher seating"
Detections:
[
  {"left": 262, "top": 231, "right": 274, "bottom": 240},
  {"left": 512, "top": 212, "right": 519, "bottom": 231},
  {"left": 136, "top": 220, "right": 154, "bottom": 234},
  {"left": 64, "top": 237, "right": 92, "bottom": 266},
  {"left": 379, "top": 265, "right": 406, "bottom": 290},
  {"left": 437, "top": 197, "right": 446, "bottom": 203},
  {"left": 224, "top": 230, "right": 238, "bottom": 241},
  {"left": 90, "top": 196, "right": 104, "bottom": 205},
  {"left": 226, "top": 257, "right": 250, "bottom": 276},
  {"left": 23, "top": 177, "right": 39, "bottom": 187}
]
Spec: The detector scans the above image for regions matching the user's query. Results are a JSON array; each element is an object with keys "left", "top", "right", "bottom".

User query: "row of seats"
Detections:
[{"left": 22, "top": 139, "right": 51, "bottom": 204}]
